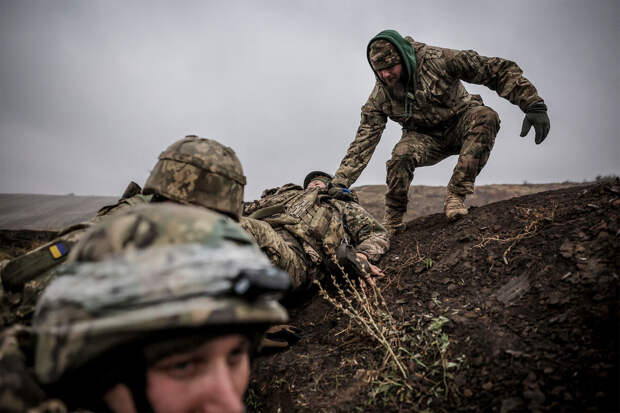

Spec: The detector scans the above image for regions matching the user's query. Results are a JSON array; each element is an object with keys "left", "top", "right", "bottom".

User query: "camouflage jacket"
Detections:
[
  {"left": 243, "top": 184, "right": 389, "bottom": 263},
  {"left": 0, "top": 325, "right": 89, "bottom": 413},
  {"left": 333, "top": 37, "right": 545, "bottom": 188},
  {"left": 0, "top": 194, "right": 152, "bottom": 328}
]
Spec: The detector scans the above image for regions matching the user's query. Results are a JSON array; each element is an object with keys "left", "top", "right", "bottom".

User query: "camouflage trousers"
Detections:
[
  {"left": 386, "top": 105, "right": 500, "bottom": 212},
  {"left": 240, "top": 218, "right": 309, "bottom": 289}
]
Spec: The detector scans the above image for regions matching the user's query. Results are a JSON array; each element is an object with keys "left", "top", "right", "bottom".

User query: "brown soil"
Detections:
[
  {"left": 247, "top": 181, "right": 619, "bottom": 412},
  {"left": 354, "top": 182, "right": 587, "bottom": 223}
]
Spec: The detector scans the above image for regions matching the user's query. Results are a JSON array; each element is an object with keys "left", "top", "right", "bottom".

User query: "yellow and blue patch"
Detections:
[{"left": 49, "top": 242, "right": 68, "bottom": 260}]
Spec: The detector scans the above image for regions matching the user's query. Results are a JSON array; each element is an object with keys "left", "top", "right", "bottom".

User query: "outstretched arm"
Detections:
[
  {"left": 342, "top": 202, "right": 389, "bottom": 263},
  {"left": 332, "top": 84, "right": 388, "bottom": 188},
  {"left": 444, "top": 48, "right": 550, "bottom": 143}
]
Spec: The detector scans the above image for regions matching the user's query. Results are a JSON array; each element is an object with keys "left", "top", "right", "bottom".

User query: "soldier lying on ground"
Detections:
[
  {"left": 0, "top": 203, "right": 290, "bottom": 413},
  {"left": 329, "top": 29, "right": 550, "bottom": 234},
  {"left": 241, "top": 170, "right": 389, "bottom": 291},
  {"left": 0, "top": 135, "right": 246, "bottom": 326}
]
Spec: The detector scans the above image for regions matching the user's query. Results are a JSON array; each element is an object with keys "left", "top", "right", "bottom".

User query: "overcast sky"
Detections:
[{"left": 1, "top": 0, "right": 618, "bottom": 200}]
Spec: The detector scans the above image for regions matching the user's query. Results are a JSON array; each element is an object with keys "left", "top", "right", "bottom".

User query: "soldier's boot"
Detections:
[
  {"left": 259, "top": 324, "right": 302, "bottom": 352},
  {"left": 383, "top": 207, "right": 405, "bottom": 237},
  {"left": 444, "top": 192, "right": 468, "bottom": 220}
]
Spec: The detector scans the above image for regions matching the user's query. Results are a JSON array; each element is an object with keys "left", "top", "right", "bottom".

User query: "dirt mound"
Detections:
[
  {"left": 247, "top": 181, "right": 619, "bottom": 412},
  {"left": 353, "top": 182, "right": 588, "bottom": 223}
]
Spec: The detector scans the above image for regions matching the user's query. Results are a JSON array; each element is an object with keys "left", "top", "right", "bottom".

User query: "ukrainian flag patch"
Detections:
[{"left": 49, "top": 242, "right": 68, "bottom": 260}]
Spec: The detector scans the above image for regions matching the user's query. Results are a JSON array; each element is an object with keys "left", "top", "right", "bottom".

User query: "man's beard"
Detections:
[{"left": 387, "top": 80, "right": 406, "bottom": 100}]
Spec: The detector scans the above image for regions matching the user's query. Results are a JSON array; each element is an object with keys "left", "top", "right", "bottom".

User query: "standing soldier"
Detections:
[{"left": 330, "top": 29, "right": 550, "bottom": 234}]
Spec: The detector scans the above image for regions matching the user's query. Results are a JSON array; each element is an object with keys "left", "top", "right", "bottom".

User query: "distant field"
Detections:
[
  {"left": 0, "top": 182, "right": 591, "bottom": 258},
  {"left": 0, "top": 194, "right": 118, "bottom": 231},
  {"left": 353, "top": 182, "right": 589, "bottom": 222}
]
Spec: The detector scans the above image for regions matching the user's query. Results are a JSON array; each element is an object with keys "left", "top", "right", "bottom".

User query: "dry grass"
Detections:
[
  {"left": 314, "top": 257, "right": 462, "bottom": 410},
  {"left": 474, "top": 203, "right": 557, "bottom": 264}
]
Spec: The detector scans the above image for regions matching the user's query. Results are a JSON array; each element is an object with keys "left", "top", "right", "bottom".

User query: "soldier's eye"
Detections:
[
  {"left": 227, "top": 339, "right": 250, "bottom": 367},
  {"left": 155, "top": 356, "right": 203, "bottom": 379}
]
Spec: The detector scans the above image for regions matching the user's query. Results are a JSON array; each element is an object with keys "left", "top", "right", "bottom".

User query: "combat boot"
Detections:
[
  {"left": 259, "top": 324, "right": 302, "bottom": 352},
  {"left": 444, "top": 192, "right": 468, "bottom": 220},
  {"left": 384, "top": 207, "right": 405, "bottom": 237}
]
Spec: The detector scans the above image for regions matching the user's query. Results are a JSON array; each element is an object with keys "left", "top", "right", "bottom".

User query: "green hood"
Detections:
[{"left": 366, "top": 30, "right": 417, "bottom": 118}]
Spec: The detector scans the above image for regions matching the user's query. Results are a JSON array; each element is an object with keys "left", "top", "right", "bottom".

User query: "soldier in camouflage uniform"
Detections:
[
  {"left": 0, "top": 135, "right": 246, "bottom": 327},
  {"left": 1, "top": 203, "right": 289, "bottom": 413},
  {"left": 241, "top": 171, "right": 389, "bottom": 291},
  {"left": 331, "top": 29, "right": 551, "bottom": 233}
]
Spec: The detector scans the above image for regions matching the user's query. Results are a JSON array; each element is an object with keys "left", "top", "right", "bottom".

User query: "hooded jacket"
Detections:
[
  {"left": 332, "top": 31, "right": 544, "bottom": 188},
  {"left": 367, "top": 30, "right": 418, "bottom": 119}
]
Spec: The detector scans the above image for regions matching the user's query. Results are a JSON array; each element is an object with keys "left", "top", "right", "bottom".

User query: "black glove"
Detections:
[
  {"left": 520, "top": 101, "right": 550, "bottom": 144},
  {"left": 327, "top": 182, "right": 354, "bottom": 201}
]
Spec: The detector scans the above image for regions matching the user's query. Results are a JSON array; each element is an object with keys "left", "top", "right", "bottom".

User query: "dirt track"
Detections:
[{"left": 248, "top": 181, "right": 619, "bottom": 412}]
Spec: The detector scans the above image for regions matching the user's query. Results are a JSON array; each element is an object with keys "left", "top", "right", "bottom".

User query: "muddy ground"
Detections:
[{"left": 247, "top": 181, "right": 618, "bottom": 412}]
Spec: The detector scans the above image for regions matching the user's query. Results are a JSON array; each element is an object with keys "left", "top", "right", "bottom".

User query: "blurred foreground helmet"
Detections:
[
  {"left": 33, "top": 203, "right": 289, "bottom": 384},
  {"left": 303, "top": 170, "right": 333, "bottom": 189},
  {"left": 143, "top": 135, "right": 246, "bottom": 220}
]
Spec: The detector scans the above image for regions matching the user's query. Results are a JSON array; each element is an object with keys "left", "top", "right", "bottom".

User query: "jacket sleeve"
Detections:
[
  {"left": 332, "top": 84, "right": 388, "bottom": 188},
  {"left": 444, "top": 48, "right": 544, "bottom": 112},
  {"left": 342, "top": 202, "right": 389, "bottom": 262}
]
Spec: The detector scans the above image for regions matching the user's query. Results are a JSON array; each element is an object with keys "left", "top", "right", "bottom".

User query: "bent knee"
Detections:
[{"left": 473, "top": 106, "right": 500, "bottom": 130}]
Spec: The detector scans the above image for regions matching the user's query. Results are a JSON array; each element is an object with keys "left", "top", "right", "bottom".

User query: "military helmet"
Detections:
[
  {"left": 33, "top": 203, "right": 289, "bottom": 384},
  {"left": 303, "top": 170, "right": 333, "bottom": 189},
  {"left": 143, "top": 135, "right": 246, "bottom": 221}
]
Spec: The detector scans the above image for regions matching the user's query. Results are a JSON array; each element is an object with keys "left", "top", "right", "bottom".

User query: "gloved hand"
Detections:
[
  {"left": 520, "top": 101, "right": 550, "bottom": 144},
  {"left": 327, "top": 182, "right": 354, "bottom": 201}
]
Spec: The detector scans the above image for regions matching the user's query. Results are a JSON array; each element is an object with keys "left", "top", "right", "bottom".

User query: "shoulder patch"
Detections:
[{"left": 49, "top": 242, "right": 69, "bottom": 260}]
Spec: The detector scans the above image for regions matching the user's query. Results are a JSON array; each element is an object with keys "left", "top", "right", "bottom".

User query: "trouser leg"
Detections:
[
  {"left": 240, "top": 217, "right": 308, "bottom": 289},
  {"left": 384, "top": 130, "right": 446, "bottom": 227},
  {"left": 447, "top": 106, "right": 500, "bottom": 196}
]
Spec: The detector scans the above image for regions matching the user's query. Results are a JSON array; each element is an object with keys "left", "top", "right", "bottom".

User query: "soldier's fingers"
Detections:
[
  {"left": 520, "top": 117, "right": 532, "bottom": 137},
  {"left": 534, "top": 123, "right": 544, "bottom": 144},
  {"left": 370, "top": 264, "right": 385, "bottom": 277}
]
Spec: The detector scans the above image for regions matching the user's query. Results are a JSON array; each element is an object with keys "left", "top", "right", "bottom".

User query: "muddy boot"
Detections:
[
  {"left": 259, "top": 324, "right": 302, "bottom": 352},
  {"left": 383, "top": 207, "right": 405, "bottom": 237},
  {"left": 444, "top": 192, "right": 468, "bottom": 220}
]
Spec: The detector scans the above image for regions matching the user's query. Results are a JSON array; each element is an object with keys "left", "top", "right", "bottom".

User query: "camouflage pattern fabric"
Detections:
[
  {"left": 241, "top": 217, "right": 308, "bottom": 289},
  {"left": 67, "top": 201, "right": 251, "bottom": 264},
  {"left": 143, "top": 135, "right": 246, "bottom": 220},
  {"left": 385, "top": 105, "right": 500, "bottom": 214},
  {"left": 0, "top": 325, "right": 45, "bottom": 413},
  {"left": 33, "top": 203, "right": 289, "bottom": 385},
  {"left": 333, "top": 36, "right": 544, "bottom": 191},
  {"left": 0, "top": 194, "right": 152, "bottom": 328},
  {"left": 243, "top": 186, "right": 389, "bottom": 289},
  {"left": 368, "top": 39, "right": 401, "bottom": 70}
]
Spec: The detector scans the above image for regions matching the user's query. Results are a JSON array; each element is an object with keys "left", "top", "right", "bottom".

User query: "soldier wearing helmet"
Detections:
[
  {"left": 0, "top": 135, "right": 246, "bottom": 326},
  {"left": 241, "top": 170, "right": 388, "bottom": 292},
  {"left": 6, "top": 203, "right": 289, "bottom": 413}
]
